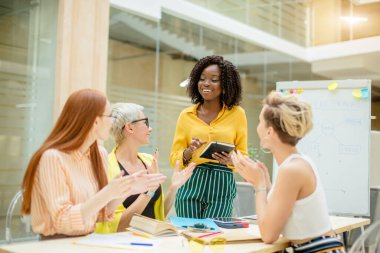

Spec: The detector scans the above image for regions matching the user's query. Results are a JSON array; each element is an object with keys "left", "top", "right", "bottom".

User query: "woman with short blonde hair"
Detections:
[{"left": 232, "top": 91, "right": 344, "bottom": 253}]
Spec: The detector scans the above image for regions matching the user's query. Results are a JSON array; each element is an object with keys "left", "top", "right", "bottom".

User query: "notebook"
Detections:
[
  {"left": 182, "top": 226, "right": 261, "bottom": 243},
  {"left": 199, "top": 141, "right": 236, "bottom": 160}
]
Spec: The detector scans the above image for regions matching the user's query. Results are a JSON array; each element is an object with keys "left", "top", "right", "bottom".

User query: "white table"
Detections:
[{"left": 0, "top": 216, "right": 370, "bottom": 253}]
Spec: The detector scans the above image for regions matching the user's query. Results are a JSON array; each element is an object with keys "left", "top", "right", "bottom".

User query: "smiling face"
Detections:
[
  {"left": 197, "top": 64, "right": 222, "bottom": 102},
  {"left": 130, "top": 111, "right": 152, "bottom": 145}
]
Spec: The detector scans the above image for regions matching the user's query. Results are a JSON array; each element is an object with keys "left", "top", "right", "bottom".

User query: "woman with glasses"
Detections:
[
  {"left": 21, "top": 89, "right": 166, "bottom": 238},
  {"left": 170, "top": 55, "right": 248, "bottom": 218},
  {"left": 232, "top": 92, "right": 343, "bottom": 252},
  {"left": 96, "top": 103, "right": 196, "bottom": 233}
]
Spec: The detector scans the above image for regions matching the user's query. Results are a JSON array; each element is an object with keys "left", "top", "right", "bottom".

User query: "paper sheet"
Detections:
[{"left": 75, "top": 232, "right": 160, "bottom": 250}]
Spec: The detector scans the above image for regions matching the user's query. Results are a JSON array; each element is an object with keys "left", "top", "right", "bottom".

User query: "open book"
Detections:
[
  {"left": 199, "top": 141, "right": 236, "bottom": 160},
  {"left": 128, "top": 214, "right": 178, "bottom": 237}
]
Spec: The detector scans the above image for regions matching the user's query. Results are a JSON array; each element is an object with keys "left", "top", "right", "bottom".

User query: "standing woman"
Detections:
[
  {"left": 96, "top": 103, "right": 195, "bottom": 233},
  {"left": 21, "top": 89, "right": 166, "bottom": 238},
  {"left": 232, "top": 92, "right": 344, "bottom": 252},
  {"left": 170, "top": 55, "right": 248, "bottom": 218}
]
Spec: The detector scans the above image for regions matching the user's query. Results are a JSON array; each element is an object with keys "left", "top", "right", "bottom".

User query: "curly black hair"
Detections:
[{"left": 187, "top": 55, "right": 242, "bottom": 109}]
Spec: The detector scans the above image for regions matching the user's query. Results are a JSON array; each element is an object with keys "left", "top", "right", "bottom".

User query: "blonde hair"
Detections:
[
  {"left": 111, "top": 103, "right": 144, "bottom": 145},
  {"left": 263, "top": 91, "right": 313, "bottom": 146}
]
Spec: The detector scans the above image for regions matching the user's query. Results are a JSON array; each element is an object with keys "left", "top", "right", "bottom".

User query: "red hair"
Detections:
[{"left": 22, "top": 89, "right": 108, "bottom": 214}]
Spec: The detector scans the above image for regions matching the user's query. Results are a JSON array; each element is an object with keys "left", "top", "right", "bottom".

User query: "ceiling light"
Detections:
[
  {"left": 179, "top": 79, "right": 189, "bottom": 87},
  {"left": 340, "top": 16, "right": 368, "bottom": 24}
]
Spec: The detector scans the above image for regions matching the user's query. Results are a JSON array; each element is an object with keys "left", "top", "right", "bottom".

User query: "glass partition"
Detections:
[
  {"left": 0, "top": 0, "right": 58, "bottom": 242},
  {"left": 107, "top": 7, "right": 324, "bottom": 187}
]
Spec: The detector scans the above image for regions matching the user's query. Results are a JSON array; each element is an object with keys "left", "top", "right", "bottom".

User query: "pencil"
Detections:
[{"left": 197, "top": 231, "right": 222, "bottom": 238}]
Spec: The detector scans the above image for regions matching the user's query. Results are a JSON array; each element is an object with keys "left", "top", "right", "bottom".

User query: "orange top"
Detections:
[{"left": 30, "top": 147, "right": 108, "bottom": 236}]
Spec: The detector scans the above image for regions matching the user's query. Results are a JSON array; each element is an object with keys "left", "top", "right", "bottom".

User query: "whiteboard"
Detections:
[
  {"left": 275, "top": 80, "right": 371, "bottom": 216},
  {"left": 371, "top": 131, "right": 380, "bottom": 187}
]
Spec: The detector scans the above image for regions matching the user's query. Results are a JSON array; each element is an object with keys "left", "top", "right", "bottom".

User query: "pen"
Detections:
[
  {"left": 118, "top": 242, "right": 154, "bottom": 246},
  {"left": 197, "top": 231, "right": 222, "bottom": 238},
  {"left": 132, "top": 232, "right": 152, "bottom": 239},
  {"left": 131, "top": 242, "right": 154, "bottom": 246}
]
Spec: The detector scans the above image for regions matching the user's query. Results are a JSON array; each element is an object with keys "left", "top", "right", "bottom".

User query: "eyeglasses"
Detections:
[
  {"left": 131, "top": 117, "right": 149, "bottom": 128},
  {"left": 187, "top": 237, "right": 226, "bottom": 253}
]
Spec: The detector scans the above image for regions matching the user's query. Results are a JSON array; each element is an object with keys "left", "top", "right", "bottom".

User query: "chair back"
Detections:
[
  {"left": 5, "top": 190, "right": 39, "bottom": 243},
  {"left": 349, "top": 220, "right": 380, "bottom": 253},
  {"left": 233, "top": 182, "right": 256, "bottom": 216}
]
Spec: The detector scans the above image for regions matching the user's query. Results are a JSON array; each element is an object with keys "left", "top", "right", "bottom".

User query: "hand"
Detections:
[
  {"left": 148, "top": 149, "right": 159, "bottom": 174},
  {"left": 188, "top": 137, "right": 207, "bottom": 154},
  {"left": 170, "top": 160, "right": 196, "bottom": 190},
  {"left": 231, "top": 150, "right": 266, "bottom": 188},
  {"left": 212, "top": 151, "right": 232, "bottom": 165},
  {"left": 129, "top": 171, "right": 167, "bottom": 196},
  {"left": 106, "top": 171, "right": 137, "bottom": 199},
  {"left": 256, "top": 160, "right": 272, "bottom": 190},
  {"left": 107, "top": 171, "right": 166, "bottom": 199}
]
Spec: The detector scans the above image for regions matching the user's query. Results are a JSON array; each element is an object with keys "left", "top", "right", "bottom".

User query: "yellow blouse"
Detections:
[{"left": 170, "top": 103, "right": 248, "bottom": 169}]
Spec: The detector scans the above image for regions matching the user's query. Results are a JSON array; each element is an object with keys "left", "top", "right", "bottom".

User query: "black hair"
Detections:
[{"left": 187, "top": 55, "right": 242, "bottom": 109}]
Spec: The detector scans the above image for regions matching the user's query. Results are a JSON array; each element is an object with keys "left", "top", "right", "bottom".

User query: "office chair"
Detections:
[
  {"left": 233, "top": 181, "right": 256, "bottom": 217},
  {"left": 349, "top": 220, "right": 380, "bottom": 253},
  {"left": 5, "top": 190, "right": 39, "bottom": 243}
]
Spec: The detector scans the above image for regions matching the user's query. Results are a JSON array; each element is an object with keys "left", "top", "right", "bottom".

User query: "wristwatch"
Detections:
[{"left": 145, "top": 190, "right": 155, "bottom": 199}]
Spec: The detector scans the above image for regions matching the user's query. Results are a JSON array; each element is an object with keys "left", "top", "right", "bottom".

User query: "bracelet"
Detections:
[
  {"left": 255, "top": 187, "right": 267, "bottom": 194},
  {"left": 183, "top": 148, "right": 192, "bottom": 165},
  {"left": 145, "top": 190, "right": 155, "bottom": 198}
]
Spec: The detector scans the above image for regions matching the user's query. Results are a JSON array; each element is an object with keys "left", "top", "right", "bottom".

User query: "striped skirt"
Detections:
[
  {"left": 291, "top": 235, "right": 345, "bottom": 253},
  {"left": 175, "top": 162, "right": 236, "bottom": 219}
]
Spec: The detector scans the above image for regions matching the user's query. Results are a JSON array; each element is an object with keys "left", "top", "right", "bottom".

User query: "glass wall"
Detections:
[
  {"left": 0, "top": 0, "right": 58, "bottom": 242},
  {"left": 106, "top": 7, "right": 324, "bottom": 188},
  {"left": 186, "top": 0, "right": 380, "bottom": 47},
  {"left": 187, "top": 0, "right": 309, "bottom": 46}
]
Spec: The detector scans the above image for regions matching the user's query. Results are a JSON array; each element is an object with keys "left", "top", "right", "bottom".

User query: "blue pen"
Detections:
[{"left": 130, "top": 242, "right": 153, "bottom": 246}]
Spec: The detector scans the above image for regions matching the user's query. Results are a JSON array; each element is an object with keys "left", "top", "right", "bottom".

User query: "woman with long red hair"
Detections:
[{"left": 21, "top": 89, "right": 166, "bottom": 238}]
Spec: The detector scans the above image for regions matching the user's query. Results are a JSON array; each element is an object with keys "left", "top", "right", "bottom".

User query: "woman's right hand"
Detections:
[
  {"left": 107, "top": 171, "right": 166, "bottom": 199},
  {"left": 188, "top": 137, "right": 207, "bottom": 153}
]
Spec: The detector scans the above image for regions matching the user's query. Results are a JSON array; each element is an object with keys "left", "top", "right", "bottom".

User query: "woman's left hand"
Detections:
[
  {"left": 212, "top": 152, "right": 232, "bottom": 165},
  {"left": 170, "top": 160, "right": 196, "bottom": 190}
]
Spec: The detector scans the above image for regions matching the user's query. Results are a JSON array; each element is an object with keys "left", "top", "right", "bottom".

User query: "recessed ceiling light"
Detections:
[
  {"left": 179, "top": 79, "right": 189, "bottom": 87},
  {"left": 340, "top": 16, "right": 368, "bottom": 24}
]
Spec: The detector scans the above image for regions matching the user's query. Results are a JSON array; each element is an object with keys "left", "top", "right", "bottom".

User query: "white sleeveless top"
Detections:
[{"left": 268, "top": 154, "right": 332, "bottom": 240}]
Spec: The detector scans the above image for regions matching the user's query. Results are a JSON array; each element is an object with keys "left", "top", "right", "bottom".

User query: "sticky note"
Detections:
[
  {"left": 328, "top": 81, "right": 338, "bottom": 91},
  {"left": 352, "top": 90, "right": 362, "bottom": 98},
  {"left": 361, "top": 88, "right": 369, "bottom": 98}
]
